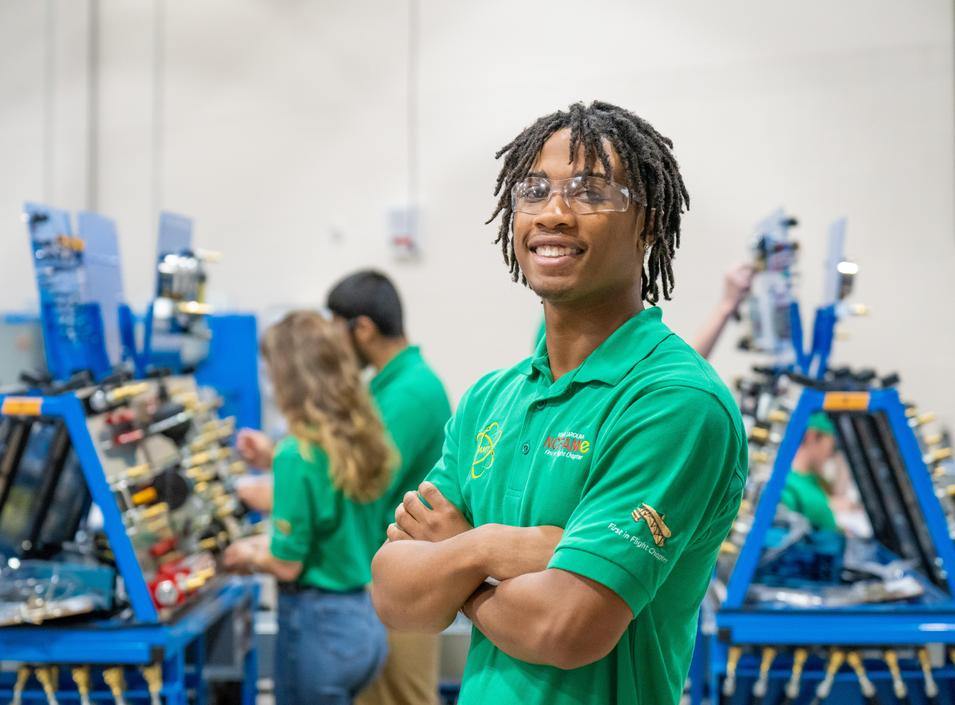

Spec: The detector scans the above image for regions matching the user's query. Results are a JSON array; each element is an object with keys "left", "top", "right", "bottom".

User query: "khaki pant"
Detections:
[{"left": 356, "top": 630, "right": 440, "bottom": 705}]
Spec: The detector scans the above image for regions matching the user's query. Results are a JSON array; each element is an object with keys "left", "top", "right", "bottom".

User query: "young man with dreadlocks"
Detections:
[{"left": 371, "top": 101, "right": 746, "bottom": 705}]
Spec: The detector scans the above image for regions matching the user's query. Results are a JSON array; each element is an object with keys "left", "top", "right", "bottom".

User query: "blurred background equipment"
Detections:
[
  {"left": 0, "top": 206, "right": 263, "bottom": 705},
  {"left": 694, "top": 212, "right": 955, "bottom": 705}
]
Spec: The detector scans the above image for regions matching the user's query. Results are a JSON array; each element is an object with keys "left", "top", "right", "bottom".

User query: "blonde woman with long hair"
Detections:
[{"left": 224, "top": 310, "right": 392, "bottom": 705}]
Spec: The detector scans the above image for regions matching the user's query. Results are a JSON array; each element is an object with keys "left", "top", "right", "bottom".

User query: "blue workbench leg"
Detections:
[
  {"left": 192, "top": 636, "right": 207, "bottom": 705},
  {"left": 165, "top": 651, "right": 188, "bottom": 705},
  {"left": 242, "top": 635, "right": 259, "bottom": 705}
]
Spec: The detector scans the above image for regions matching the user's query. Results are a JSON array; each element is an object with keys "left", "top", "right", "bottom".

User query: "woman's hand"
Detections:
[
  {"left": 223, "top": 539, "right": 255, "bottom": 573},
  {"left": 390, "top": 481, "right": 472, "bottom": 542},
  {"left": 236, "top": 429, "right": 275, "bottom": 469}
]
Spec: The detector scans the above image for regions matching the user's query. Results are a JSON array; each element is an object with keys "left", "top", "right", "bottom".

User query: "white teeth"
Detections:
[{"left": 535, "top": 245, "right": 579, "bottom": 258}]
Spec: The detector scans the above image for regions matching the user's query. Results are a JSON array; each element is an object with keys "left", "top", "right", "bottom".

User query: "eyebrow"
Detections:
[{"left": 526, "top": 168, "right": 609, "bottom": 179}]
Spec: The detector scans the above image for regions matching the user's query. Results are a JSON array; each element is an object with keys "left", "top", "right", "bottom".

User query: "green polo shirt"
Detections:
[
  {"left": 427, "top": 307, "right": 747, "bottom": 705},
  {"left": 269, "top": 436, "right": 380, "bottom": 591},
  {"left": 369, "top": 346, "right": 451, "bottom": 539},
  {"left": 781, "top": 470, "right": 838, "bottom": 532}
]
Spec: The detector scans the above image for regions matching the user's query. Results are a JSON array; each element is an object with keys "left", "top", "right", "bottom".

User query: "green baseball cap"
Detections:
[{"left": 807, "top": 412, "right": 836, "bottom": 437}]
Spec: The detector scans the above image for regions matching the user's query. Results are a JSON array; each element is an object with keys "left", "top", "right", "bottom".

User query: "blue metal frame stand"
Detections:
[{"left": 0, "top": 391, "right": 259, "bottom": 704}]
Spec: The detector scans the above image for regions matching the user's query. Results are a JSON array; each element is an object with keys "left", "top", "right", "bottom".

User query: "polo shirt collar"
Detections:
[
  {"left": 370, "top": 345, "right": 421, "bottom": 393},
  {"left": 519, "top": 307, "right": 672, "bottom": 387}
]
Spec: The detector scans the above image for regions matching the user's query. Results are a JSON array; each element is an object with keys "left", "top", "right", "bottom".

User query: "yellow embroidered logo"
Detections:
[
  {"left": 471, "top": 422, "right": 503, "bottom": 479},
  {"left": 631, "top": 503, "right": 672, "bottom": 547},
  {"left": 274, "top": 519, "right": 293, "bottom": 536}
]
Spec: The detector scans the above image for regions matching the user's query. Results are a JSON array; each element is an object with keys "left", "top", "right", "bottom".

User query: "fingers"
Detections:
[
  {"left": 402, "top": 490, "right": 428, "bottom": 522},
  {"left": 418, "top": 481, "right": 448, "bottom": 510},
  {"left": 395, "top": 502, "right": 421, "bottom": 537},
  {"left": 386, "top": 523, "right": 413, "bottom": 542}
]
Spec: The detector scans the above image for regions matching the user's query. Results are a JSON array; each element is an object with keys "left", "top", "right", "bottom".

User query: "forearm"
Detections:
[
  {"left": 239, "top": 535, "right": 302, "bottom": 582},
  {"left": 464, "top": 573, "right": 559, "bottom": 666},
  {"left": 692, "top": 299, "right": 737, "bottom": 359},
  {"left": 464, "top": 569, "right": 630, "bottom": 670},
  {"left": 371, "top": 529, "right": 490, "bottom": 633}
]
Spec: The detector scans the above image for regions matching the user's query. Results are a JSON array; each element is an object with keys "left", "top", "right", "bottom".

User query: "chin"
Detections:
[{"left": 527, "top": 276, "right": 578, "bottom": 302}]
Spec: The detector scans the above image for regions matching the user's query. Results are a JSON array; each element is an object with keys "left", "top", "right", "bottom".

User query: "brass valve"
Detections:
[
  {"left": 722, "top": 646, "right": 743, "bottom": 697},
  {"left": 70, "top": 666, "right": 91, "bottom": 705},
  {"left": 103, "top": 666, "right": 128, "bottom": 705},
  {"left": 34, "top": 666, "right": 60, "bottom": 705},
  {"left": 767, "top": 409, "right": 789, "bottom": 424},
  {"left": 752, "top": 647, "right": 777, "bottom": 699},
  {"left": 141, "top": 663, "right": 163, "bottom": 705},
  {"left": 911, "top": 412, "right": 937, "bottom": 427},
  {"left": 846, "top": 652, "right": 876, "bottom": 698},
  {"left": 11, "top": 665, "right": 32, "bottom": 705},
  {"left": 884, "top": 650, "right": 907, "bottom": 700},
  {"left": 814, "top": 649, "right": 845, "bottom": 701},
  {"left": 926, "top": 447, "right": 953, "bottom": 464},
  {"left": 784, "top": 648, "right": 809, "bottom": 700},
  {"left": 918, "top": 648, "right": 939, "bottom": 699}
]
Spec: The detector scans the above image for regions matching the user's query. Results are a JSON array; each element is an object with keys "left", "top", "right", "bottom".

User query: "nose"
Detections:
[{"left": 532, "top": 191, "right": 577, "bottom": 231}]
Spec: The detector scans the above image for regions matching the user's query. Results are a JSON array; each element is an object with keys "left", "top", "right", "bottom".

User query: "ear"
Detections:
[{"left": 352, "top": 315, "right": 378, "bottom": 344}]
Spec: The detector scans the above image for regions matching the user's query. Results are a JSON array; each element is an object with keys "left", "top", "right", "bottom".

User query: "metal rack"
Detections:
[{"left": 0, "top": 384, "right": 259, "bottom": 705}]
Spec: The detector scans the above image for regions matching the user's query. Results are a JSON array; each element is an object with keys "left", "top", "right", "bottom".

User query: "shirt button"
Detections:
[
  {"left": 521, "top": 443, "right": 530, "bottom": 455},
  {"left": 535, "top": 400, "right": 546, "bottom": 410}
]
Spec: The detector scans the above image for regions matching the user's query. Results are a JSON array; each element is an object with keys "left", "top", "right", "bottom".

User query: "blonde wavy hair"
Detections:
[{"left": 261, "top": 310, "right": 393, "bottom": 502}]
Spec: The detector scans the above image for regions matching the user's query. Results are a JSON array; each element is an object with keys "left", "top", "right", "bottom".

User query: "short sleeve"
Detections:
[
  {"left": 422, "top": 412, "right": 470, "bottom": 522},
  {"left": 548, "top": 386, "right": 743, "bottom": 615},
  {"left": 269, "top": 438, "right": 333, "bottom": 562}
]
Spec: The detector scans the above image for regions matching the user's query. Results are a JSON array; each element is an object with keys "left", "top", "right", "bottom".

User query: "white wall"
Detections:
[{"left": 1, "top": 1, "right": 953, "bottom": 423}]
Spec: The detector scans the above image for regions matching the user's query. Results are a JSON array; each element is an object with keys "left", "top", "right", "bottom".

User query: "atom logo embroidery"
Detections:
[
  {"left": 631, "top": 503, "right": 672, "bottom": 547},
  {"left": 471, "top": 422, "right": 503, "bottom": 479}
]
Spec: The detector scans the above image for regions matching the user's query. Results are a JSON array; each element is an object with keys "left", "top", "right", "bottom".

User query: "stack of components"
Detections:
[
  {"left": 0, "top": 374, "right": 259, "bottom": 704},
  {"left": 92, "top": 377, "right": 252, "bottom": 612},
  {"left": 0, "top": 376, "right": 254, "bottom": 623}
]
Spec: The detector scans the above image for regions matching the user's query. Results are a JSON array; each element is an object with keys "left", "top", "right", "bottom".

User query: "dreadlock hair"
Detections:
[{"left": 487, "top": 101, "right": 690, "bottom": 304}]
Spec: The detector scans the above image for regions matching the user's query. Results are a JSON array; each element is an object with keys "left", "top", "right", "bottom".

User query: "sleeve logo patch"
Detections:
[
  {"left": 631, "top": 503, "right": 672, "bottom": 547},
  {"left": 274, "top": 519, "right": 293, "bottom": 536}
]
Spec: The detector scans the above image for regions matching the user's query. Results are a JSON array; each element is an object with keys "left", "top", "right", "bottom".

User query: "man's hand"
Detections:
[
  {"left": 391, "top": 481, "right": 472, "bottom": 542},
  {"left": 236, "top": 429, "right": 274, "bottom": 469}
]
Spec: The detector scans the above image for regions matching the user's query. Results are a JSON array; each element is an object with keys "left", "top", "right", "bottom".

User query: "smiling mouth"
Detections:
[{"left": 530, "top": 245, "right": 584, "bottom": 258}]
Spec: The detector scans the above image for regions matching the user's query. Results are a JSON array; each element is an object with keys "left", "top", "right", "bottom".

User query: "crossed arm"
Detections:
[{"left": 370, "top": 482, "right": 634, "bottom": 670}]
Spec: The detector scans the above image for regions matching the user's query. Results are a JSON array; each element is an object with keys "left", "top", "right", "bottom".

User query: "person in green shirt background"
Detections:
[
  {"left": 224, "top": 311, "right": 391, "bottom": 705},
  {"left": 371, "top": 101, "right": 746, "bottom": 705},
  {"left": 234, "top": 271, "right": 452, "bottom": 705},
  {"left": 781, "top": 412, "right": 840, "bottom": 532},
  {"left": 326, "top": 271, "right": 452, "bottom": 705}
]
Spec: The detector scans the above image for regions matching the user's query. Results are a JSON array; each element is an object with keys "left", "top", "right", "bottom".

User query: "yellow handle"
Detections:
[
  {"left": 14, "top": 665, "right": 31, "bottom": 689},
  {"left": 141, "top": 663, "right": 162, "bottom": 694},
  {"left": 791, "top": 648, "right": 809, "bottom": 678},
  {"left": 759, "top": 647, "right": 778, "bottom": 677},
  {"left": 885, "top": 650, "right": 907, "bottom": 698},
  {"left": 70, "top": 665, "right": 91, "bottom": 694},
  {"left": 828, "top": 650, "right": 845, "bottom": 674}
]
